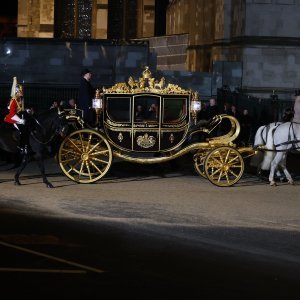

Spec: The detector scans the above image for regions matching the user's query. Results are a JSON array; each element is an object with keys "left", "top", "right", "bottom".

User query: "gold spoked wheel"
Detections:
[
  {"left": 58, "top": 129, "right": 112, "bottom": 183},
  {"left": 204, "top": 146, "right": 244, "bottom": 187},
  {"left": 193, "top": 150, "right": 209, "bottom": 178}
]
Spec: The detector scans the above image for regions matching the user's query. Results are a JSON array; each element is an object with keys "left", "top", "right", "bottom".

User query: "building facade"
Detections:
[
  {"left": 165, "top": 0, "right": 300, "bottom": 99},
  {"left": 17, "top": 0, "right": 157, "bottom": 39},
  {"left": 14, "top": 0, "right": 300, "bottom": 99}
]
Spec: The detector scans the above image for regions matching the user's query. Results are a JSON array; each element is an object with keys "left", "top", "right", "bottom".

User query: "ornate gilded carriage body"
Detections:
[
  {"left": 59, "top": 67, "right": 254, "bottom": 187},
  {"left": 104, "top": 94, "right": 189, "bottom": 154}
]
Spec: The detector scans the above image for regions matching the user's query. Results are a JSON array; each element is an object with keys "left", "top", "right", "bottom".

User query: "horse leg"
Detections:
[
  {"left": 14, "top": 154, "right": 29, "bottom": 185},
  {"left": 35, "top": 155, "right": 54, "bottom": 188},
  {"left": 278, "top": 153, "right": 294, "bottom": 185},
  {"left": 269, "top": 153, "right": 282, "bottom": 186}
]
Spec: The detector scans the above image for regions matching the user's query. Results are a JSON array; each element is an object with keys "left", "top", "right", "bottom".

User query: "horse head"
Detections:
[{"left": 34, "top": 107, "right": 69, "bottom": 141}]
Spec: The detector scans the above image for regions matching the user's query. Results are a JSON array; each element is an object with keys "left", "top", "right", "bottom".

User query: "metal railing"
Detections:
[{"left": 0, "top": 83, "right": 79, "bottom": 112}]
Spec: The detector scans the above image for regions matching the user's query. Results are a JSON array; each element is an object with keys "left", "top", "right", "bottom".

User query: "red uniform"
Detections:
[{"left": 4, "top": 98, "right": 22, "bottom": 124}]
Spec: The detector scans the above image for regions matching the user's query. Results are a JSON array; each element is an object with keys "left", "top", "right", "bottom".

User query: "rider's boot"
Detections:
[{"left": 18, "top": 131, "right": 33, "bottom": 155}]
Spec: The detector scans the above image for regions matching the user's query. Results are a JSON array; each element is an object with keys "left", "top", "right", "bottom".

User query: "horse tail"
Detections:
[{"left": 261, "top": 125, "right": 276, "bottom": 170}]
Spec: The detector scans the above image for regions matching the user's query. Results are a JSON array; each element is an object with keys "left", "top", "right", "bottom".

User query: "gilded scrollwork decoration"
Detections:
[
  {"left": 169, "top": 133, "right": 175, "bottom": 143},
  {"left": 104, "top": 66, "right": 190, "bottom": 95},
  {"left": 118, "top": 132, "right": 124, "bottom": 143}
]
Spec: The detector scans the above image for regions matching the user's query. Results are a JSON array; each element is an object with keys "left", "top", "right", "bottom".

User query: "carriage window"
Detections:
[
  {"left": 134, "top": 96, "right": 160, "bottom": 122},
  {"left": 163, "top": 98, "right": 187, "bottom": 123},
  {"left": 107, "top": 97, "right": 131, "bottom": 122}
]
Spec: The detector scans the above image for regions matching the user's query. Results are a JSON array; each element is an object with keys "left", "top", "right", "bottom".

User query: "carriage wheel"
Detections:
[
  {"left": 204, "top": 146, "right": 244, "bottom": 187},
  {"left": 193, "top": 150, "right": 209, "bottom": 178},
  {"left": 58, "top": 129, "right": 112, "bottom": 183}
]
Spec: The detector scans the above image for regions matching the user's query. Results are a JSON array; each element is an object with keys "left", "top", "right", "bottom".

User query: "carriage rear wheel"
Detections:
[
  {"left": 58, "top": 129, "right": 112, "bottom": 183},
  {"left": 204, "top": 146, "right": 244, "bottom": 187}
]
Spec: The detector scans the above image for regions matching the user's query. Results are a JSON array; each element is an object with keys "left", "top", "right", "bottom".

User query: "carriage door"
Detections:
[{"left": 133, "top": 94, "right": 161, "bottom": 151}]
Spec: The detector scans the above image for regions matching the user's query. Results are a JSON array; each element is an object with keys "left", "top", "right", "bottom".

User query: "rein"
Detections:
[
  {"left": 29, "top": 112, "right": 64, "bottom": 145},
  {"left": 30, "top": 130, "right": 57, "bottom": 145}
]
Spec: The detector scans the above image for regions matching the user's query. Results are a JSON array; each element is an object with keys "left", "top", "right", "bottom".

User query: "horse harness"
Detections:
[
  {"left": 273, "top": 122, "right": 300, "bottom": 151},
  {"left": 30, "top": 111, "right": 66, "bottom": 145}
]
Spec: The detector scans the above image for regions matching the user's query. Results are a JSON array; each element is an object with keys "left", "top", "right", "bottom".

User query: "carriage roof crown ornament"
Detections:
[{"left": 142, "top": 66, "right": 152, "bottom": 79}]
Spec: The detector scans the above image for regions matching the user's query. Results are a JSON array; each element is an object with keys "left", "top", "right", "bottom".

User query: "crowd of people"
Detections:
[{"left": 196, "top": 97, "right": 295, "bottom": 146}]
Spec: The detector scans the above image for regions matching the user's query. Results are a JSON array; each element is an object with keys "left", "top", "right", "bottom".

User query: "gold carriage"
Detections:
[{"left": 58, "top": 67, "right": 254, "bottom": 187}]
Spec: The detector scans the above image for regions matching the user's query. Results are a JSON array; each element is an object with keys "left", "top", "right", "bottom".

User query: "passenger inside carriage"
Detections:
[
  {"left": 147, "top": 103, "right": 159, "bottom": 120},
  {"left": 135, "top": 105, "right": 145, "bottom": 122}
]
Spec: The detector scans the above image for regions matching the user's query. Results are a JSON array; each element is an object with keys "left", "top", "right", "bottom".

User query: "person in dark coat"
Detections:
[
  {"left": 205, "top": 98, "right": 219, "bottom": 121},
  {"left": 78, "top": 68, "right": 95, "bottom": 125}
]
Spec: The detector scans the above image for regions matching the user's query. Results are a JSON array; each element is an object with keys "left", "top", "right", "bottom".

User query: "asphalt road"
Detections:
[{"left": 0, "top": 154, "right": 300, "bottom": 299}]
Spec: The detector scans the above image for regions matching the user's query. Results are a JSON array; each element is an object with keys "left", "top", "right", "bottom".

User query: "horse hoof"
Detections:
[
  {"left": 288, "top": 180, "right": 294, "bottom": 185},
  {"left": 270, "top": 181, "right": 277, "bottom": 186},
  {"left": 46, "top": 183, "right": 54, "bottom": 188},
  {"left": 14, "top": 181, "right": 21, "bottom": 186}
]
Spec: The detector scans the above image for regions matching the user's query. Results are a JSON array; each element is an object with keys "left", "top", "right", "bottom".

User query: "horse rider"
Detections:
[{"left": 3, "top": 77, "right": 30, "bottom": 154}]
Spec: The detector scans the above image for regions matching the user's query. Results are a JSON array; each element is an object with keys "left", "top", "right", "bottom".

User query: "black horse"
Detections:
[{"left": 0, "top": 108, "right": 69, "bottom": 188}]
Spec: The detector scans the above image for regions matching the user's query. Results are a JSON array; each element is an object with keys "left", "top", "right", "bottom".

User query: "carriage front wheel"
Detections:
[
  {"left": 204, "top": 146, "right": 244, "bottom": 187},
  {"left": 193, "top": 149, "right": 209, "bottom": 178},
  {"left": 58, "top": 129, "right": 113, "bottom": 183}
]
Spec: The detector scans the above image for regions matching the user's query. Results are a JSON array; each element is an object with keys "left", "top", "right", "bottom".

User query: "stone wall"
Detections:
[
  {"left": 148, "top": 34, "right": 188, "bottom": 71},
  {"left": 165, "top": 0, "right": 300, "bottom": 99},
  {"left": 17, "top": 0, "right": 54, "bottom": 38},
  {"left": 245, "top": 0, "right": 300, "bottom": 37}
]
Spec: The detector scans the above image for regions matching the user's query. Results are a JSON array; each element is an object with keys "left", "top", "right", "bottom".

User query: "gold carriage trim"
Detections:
[
  {"left": 104, "top": 66, "right": 190, "bottom": 95},
  {"left": 163, "top": 120, "right": 187, "bottom": 128},
  {"left": 105, "top": 119, "right": 131, "bottom": 127},
  {"left": 136, "top": 133, "right": 156, "bottom": 148}
]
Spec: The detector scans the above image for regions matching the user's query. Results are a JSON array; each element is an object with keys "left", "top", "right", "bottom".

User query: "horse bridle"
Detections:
[{"left": 30, "top": 111, "right": 67, "bottom": 145}]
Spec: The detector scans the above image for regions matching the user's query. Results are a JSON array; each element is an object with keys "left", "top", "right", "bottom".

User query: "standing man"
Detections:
[{"left": 78, "top": 68, "right": 95, "bottom": 125}]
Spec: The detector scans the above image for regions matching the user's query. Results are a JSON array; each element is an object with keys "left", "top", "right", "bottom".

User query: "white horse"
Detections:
[
  {"left": 253, "top": 122, "right": 282, "bottom": 176},
  {"left": 268, "top": 122, "right": 300, "bottom": 186}
]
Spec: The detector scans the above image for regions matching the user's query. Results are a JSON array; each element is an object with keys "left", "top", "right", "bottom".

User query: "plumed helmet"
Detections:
[{"left": 10, "top": 76, "right": 23, "bottom": 98}]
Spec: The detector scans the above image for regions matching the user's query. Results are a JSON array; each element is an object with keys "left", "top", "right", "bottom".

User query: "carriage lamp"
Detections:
[
  {"left": 191, "top": 92, "right": 201, "bottom": 124},
  {"left": 92, "top": 89, "right": 103, "bottom": 109},
  {"left": 92, "top": 88, "right": 103, "bottom": 125}
]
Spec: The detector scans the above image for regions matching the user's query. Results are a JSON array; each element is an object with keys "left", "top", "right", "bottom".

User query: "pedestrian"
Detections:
[
  {"left": 205, "top": 98, "right": 219, "bottom": 121},
  {"left": 50, "top": 100, "right": 59, "bottom": 109},
  {"left": 67, "top": 98, "right": 76, "bottom": 109},
  {"left": 282, "top": 107, "right": 294, "bottom": 122},
  {"left": 78, "top": 68, "right": 95, "bottom": 125},
  {"left": 240, "top": 108, "right": 253, "bottom": 146}
]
